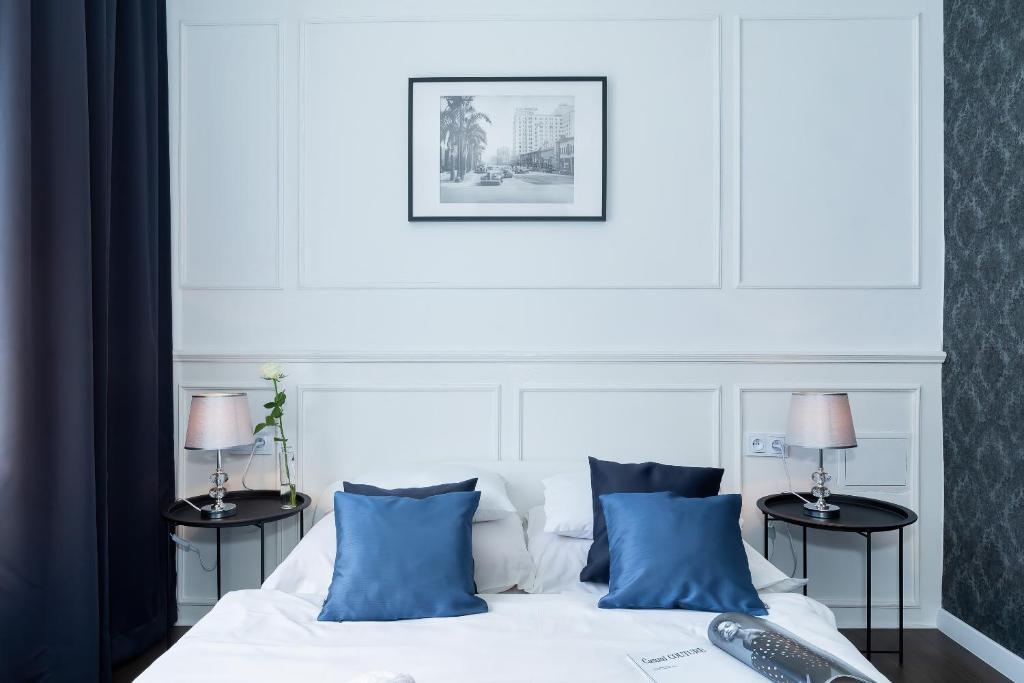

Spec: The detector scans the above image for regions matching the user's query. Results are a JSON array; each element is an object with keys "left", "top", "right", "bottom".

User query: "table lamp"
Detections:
[
  {"left": 786, "top": 392, "right": 857, "bottom": 519},
  {"left": 184, "top": 392, "right": 254, "bottom": 519}
]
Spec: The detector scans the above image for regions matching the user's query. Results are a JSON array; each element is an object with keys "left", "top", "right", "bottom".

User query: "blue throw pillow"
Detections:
[
  {"left": 598, "top": 492, "right": 767, "bottom": 615},
  {"left": 318, "top": 490, "right": 488, "bottom": 622},
  {"left": 581, "top": 457, "right": 724, "bottom": 583},
  {"left": 343, "top": 478, "right": 477, "bottom": 499}
]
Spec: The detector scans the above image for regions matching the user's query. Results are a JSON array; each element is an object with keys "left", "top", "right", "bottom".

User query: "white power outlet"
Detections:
[
  {"left": 768, "top": 434, "right": 787, "bottom": 456},
  {"left": 252, "top": 431, "right": 274, "bottom": 455},
  {"left": 226, "top": 429, "right": 275, "bottom": 456},
  {"left": 745, "top": 432, "right": 786, "bottom": 457}
]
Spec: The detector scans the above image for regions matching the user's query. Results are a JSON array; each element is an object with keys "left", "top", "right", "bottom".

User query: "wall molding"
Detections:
[
  {"left": 516, "top": 384, "right": 721, "bottom": 465},
  {"left": 175, "top": 382, "right": 280, "bottom": 605},
  {"left": 297, "top": 15, "right": 722, "bottom": 290},
  {"left": 177, "top": 20, "right": 286, "bottom": 290},
  {"left": 173, "top": 350, "right": 947, "bottom": 364},
  {"left": 734, "top": 383, "right": 922, "bottom": 610},
  {"left": 733, "top": 14, "right": 922, "bottom": 289},
  {"left": 938, "top": 609, "right": 1024, "bottom": 682},
  {"left": 296, "top": 383, "right": 504, "bottom": 482}
]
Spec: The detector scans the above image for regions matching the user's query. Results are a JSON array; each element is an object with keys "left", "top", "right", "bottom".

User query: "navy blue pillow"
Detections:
[
  {"left": 580, "top": 457, "right": 724, "bottom": 583},
  {"left": 598, "top": 492, "right": 767, "bottom": 615},
  {"left": 318, "top": 490, "right": 487, "bottom": 622},
  {"left": 343, "top": 478, "right": 477, "bottom": 499}
]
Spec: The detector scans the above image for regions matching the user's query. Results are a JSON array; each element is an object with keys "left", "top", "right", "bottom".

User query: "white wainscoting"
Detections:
[
  {"left": 173, "top": 357, "right": 943, "bottom": 629},
  {"left": 167, "top": 0, "right": 944, "bottom": 632}
]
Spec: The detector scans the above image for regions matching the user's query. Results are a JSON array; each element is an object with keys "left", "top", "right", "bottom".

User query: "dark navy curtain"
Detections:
[{"left": 0, "top": 1, "right": 174, "bottom": 680}]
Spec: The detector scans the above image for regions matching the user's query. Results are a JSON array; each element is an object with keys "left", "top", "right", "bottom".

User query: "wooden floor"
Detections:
[
  {"left": 114, "top": 626, "right": 1008, "bottom": 682},
  {"left": 839, "top": 629, "right": 1009, "bottom": 683},
  {"left": 112, "top": 627, "right": 187, "bottom": 683}
]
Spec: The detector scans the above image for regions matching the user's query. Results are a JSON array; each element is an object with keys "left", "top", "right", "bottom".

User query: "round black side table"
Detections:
[
  {"left": 163, "top": 489, "right": 311, "bottom": 598},
  {"left": 756, "top": 493, "right": 918, "bottom": 664}
]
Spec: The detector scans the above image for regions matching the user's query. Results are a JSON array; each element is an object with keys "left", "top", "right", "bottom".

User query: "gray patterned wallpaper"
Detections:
[{"left": 944, "top": 0, "right": 1024, "bottom": 657}]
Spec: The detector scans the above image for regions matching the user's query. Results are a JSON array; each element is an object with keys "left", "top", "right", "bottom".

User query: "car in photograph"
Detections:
[
  {"left": 474, "top": 165, "right": 485, "bottom": 174},
  {"left": 480, "top": 170, "right": 503, "bottom": 185},
  {"left": 502, "top": 167, "right": 513, "bottom": 178}
]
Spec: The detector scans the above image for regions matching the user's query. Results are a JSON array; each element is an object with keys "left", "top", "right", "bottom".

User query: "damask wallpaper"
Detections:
[{"left": 944, "top": 0, "right": 1024, "bottom": 657}]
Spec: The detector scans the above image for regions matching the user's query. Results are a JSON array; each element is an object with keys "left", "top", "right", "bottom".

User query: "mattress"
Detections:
[{"left": 139, "top": 590, "right": 887, "bottom": 682}]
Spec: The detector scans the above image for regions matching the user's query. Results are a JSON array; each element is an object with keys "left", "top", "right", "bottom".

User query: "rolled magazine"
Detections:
[{"left": 708, "top": 613, "right": 876, "bottom": 683}]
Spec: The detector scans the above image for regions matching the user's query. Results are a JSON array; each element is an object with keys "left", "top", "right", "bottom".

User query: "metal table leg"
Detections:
[
  {"left": 802, "top": 526, "right": 808, "bottom": 596},
  {"left": 762, "top": 513, "right": 769, "bottom": 558},
  {"left": 216, "top": 527, "right": 222, "bottom": 599},
  {"left": 865, "top": 531, "right": 872, "bottom": 660},
  {"left": 899, "top": 526, "right": 904, "bottom": 665},
  {"left": 259, "top": 523, "right": 265, "bottom": 584},
  {"left": 300, "top": 509, "right": 305, "bottom": 539}
]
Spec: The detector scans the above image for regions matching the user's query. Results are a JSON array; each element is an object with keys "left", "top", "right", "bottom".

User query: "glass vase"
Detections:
[{"left": 277, "top": 442, "right": 298, "bottom": 509}]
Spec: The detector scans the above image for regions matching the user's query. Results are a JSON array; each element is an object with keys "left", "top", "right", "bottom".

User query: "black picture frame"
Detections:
[{"left": 408, "top": 76, "right": 607, "bottom": 222}]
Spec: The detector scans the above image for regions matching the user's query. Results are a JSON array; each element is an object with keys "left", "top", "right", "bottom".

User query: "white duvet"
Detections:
[{"left": 139, "top": 590, "right": 887, "bottom": 682}]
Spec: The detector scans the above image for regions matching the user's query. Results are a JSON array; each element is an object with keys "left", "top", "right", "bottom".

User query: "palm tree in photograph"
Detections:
[{"left": 440, "top": 96, "right": 491, "bottom": 181}]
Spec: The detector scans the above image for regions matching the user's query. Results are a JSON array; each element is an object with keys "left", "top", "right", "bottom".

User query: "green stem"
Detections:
[{"left": 272, "top": 378, "right": 297, "bottom": 507}]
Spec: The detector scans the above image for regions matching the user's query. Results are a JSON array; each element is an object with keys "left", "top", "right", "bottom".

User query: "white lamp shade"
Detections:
[
  {"left": 184, "top": 393, "right": 254, "bottom": 450},
  {"left": 786, "top": 392, "right": 857, "bottom": 449}
]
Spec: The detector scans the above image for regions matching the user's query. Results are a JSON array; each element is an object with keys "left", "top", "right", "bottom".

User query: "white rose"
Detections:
[{"left": 260, "top": 362, "right": 286, "bottom": 381}]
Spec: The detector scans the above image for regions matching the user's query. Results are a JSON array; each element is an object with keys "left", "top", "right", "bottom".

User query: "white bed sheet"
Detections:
[{"left": 139, "top": 590, "right": 887, "bottom": 683}]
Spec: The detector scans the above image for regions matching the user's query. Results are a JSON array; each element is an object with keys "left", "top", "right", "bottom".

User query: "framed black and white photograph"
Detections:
[{"left": 408, "top": 77, "right": 606, "bottom": 221}]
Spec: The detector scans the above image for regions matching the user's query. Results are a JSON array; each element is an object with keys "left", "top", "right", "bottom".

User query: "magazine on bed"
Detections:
[
  {"left": 627, "top": 614, "right": 877, "bottom": 683},
  {"left": 626, "top": 643, "right": 719, "bottom": 681},
  {"left": 707, "top": 613, "right": 877, "bottom": 683}
]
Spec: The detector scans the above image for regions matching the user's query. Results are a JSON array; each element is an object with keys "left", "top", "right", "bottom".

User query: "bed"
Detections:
[
  {"left": 142, "top": 462, "right": 889, "bottom": 682},
  {"left": 139, "top": 588, "right": 885, "bottom": 682}
]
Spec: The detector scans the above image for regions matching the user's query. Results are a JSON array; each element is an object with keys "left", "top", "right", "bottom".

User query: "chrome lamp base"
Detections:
[
  {"left": 802, "top": 448, "right": 840, "bottom": 519},
  {"left": 201, "top": 501, "right": 237, "bottom": 519},
  {"left": 803, "top": 501, "right": 840, "bottom": 519},
  {"left": 201, "top": 448, "right": 237, "bottom": 519}
]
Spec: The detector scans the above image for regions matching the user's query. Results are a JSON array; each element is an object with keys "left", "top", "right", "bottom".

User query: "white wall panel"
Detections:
[
  {"left": 301, "top": 18, "right": 719, "bottom": 288},
  {"left": 179, "top": 22, "right": 283, "bottom": 289},
  {"left": 519, "top": 386, "right": 720, "bottom": 464},
  {"left": 299, "top": 385, "right": 502, "bottom": 502},
  {"left": 738, "top": 386, "right": 921, "bottom": 613},
  {"left": 738, "top": 16, "right": 920, "bottom": 288}
]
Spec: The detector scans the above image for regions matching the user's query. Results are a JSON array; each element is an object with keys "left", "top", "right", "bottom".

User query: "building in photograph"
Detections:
[
  {"left": 513, "top": 107, "right": 538, "bottom": 157},
  {"left": 516, "top": 143, "right": 558, "bottom": 172},
  {"left": 513, "top": 103, "right": 575, "bottom": 158},
  {"left": 496, "top": 147, "right": 511, "bottom": 165},
  {"left": 556, "top": 136, "right": 574, "bottom": 175}
]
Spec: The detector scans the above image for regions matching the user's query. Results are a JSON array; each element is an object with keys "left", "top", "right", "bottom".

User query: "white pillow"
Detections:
[
  {"left": 542, "top": 469, "right": 594, "bottom": 539},
  {"left": 523, "top": 506, "right": 807, "bottom": 595},
  {"left": 524, "top": 506, "right": 602, "bottom": 595},
  {"left": 264, "top": 510, "right": 533, "bottom": 595},
  {"left": 315, "top": 464, "right": 518, "bottom": 523}
]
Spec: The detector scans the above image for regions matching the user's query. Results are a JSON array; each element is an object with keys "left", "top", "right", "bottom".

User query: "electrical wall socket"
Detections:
[
  {"left": 745, "top": 432, "right": 787, "bottom": 457},
  {"left": 226, "top": 430, "right": 274, "bottom": 456}
]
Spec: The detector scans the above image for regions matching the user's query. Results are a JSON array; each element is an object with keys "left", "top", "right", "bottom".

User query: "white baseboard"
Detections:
[{"left": 937, "top": 608, "right": 1024, "bottom": 682}]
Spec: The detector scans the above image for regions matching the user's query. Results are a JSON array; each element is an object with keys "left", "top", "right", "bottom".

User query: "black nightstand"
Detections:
[
  {"left": 756, "top": 493, "right": 918, "bottom": 664},
  {"left": 163, "top": 489, "right": 311, "bottom": 598}
]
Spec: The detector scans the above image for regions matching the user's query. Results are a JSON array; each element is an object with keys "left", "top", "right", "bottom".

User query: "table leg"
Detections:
[
  {"left": 802, "top": 526, "right": 808, "bottom": 596},
  {"left": 216, "top": 527, "right": 222, "bottom": 599},
  {"left": 300, "top": 509, "right": 305, "bottom": 540},
  {"left": 899, "top": 526, "right": 904, "bottom": 665},
  {"left": 762, "top": 513, "right": 769, "bottom": 559},
  {"left": 259, "top": 523, "right": 265, "bottom": 584},
  {"left": 866, "top": 531, "right": 872, "bottom": 660}
]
